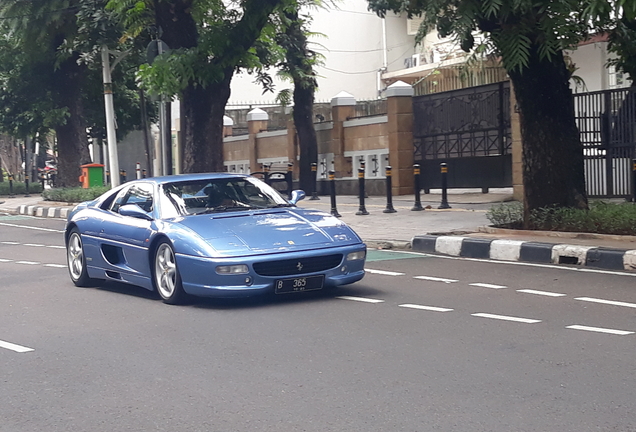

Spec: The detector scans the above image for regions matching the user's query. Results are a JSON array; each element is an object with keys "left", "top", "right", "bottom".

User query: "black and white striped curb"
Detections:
[
  {"left": 412, "top": 234, "right": 636, "bottom": 272},
  {"left": 17, "top": 205, "right": 71, "bottom": 219}
]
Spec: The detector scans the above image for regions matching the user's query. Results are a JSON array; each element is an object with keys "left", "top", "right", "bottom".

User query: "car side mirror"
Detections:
[
  {"left": 119, "top": 204, "right": 153, "bottom": 220},
  {"left": 289, "top": 190, "right": 306, "bottom": 205}
]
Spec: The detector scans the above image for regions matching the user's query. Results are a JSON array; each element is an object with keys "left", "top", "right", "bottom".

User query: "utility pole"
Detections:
[{"left": 102, "top": 45, "right": 120, "bottom": 187}]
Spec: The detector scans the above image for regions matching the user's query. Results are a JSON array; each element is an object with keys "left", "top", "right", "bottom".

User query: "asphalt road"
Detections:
[{"left": 2, "top": 215, "right": 636, "bottom": 432}]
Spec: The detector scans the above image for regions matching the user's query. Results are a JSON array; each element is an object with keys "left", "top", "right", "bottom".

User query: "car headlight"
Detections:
[
  {"left": 216, "top": 264, "right": 249, "bottom": 275},
  {"left": 346, "top": 250, "right": 366, "bottom": 261}
]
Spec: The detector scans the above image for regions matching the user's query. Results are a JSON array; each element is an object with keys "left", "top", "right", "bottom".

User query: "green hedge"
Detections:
[
  {"left": 0, "top": 181, "right": 43, "bottom": 196},
  {"left": 487, "top": 201, "right": 636, "bottom": 235},
  {"left": 41, "top": 186, "right": 111, "bottom": 203}
]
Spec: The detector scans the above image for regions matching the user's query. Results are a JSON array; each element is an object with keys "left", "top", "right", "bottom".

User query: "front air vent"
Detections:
[{"left": 253, "top": 254, "right": 343, "bottom": 277}]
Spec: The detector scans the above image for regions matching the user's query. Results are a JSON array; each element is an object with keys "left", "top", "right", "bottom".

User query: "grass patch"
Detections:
[
  {"left": 487, "top": 201, "right": 636, "bottom": 235},
  {"left": 41, "top": 186, "right": 110, "bottom": 203},
  {"left": 0, "top": 181, "right": 43, "bottom": 196}
]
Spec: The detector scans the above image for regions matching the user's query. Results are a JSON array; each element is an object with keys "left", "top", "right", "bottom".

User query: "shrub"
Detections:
[
  {"left": 486, "top": 201, "right": 524, "bottom": 228},
  {"left": 41, "top": 186, "right": 111, "bottom": 203},
  {"left": 487, "top": 200, "right": 636, "bottom": 235},
  {"left": 0, "top": 181, "right": 43, "bottom": 196}
]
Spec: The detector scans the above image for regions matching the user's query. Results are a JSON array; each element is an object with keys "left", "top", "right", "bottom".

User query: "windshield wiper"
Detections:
[{"left": 267, "top": 203, "right": 294, "bottom": 208}]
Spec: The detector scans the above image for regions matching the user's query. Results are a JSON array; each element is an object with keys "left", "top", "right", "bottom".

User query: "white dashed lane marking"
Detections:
[
  {"left": 365, "top": 269, "right": 405, "bottom": 276},
  {"left": 575, "top": 297, "right": 636, "bottom": 309},
  {"left": 566, "top": 325, "right": 634, "bottom": 336},
  {"left": 0, "top": 339, "right": 34, "bottom": 353},
  {"left": 23, "top": 243, "right": 45, "bottom": 247},
  {"left": 469, "top": 283, "right": 507, "bottom": 289},
  {"left": 44, "top": 264, "right": 67, "bottom": 268},
  {"left": 0, "top": 241, "right": 19, "bottom": 245},
  {"left": 336, "top": 296, "right": 385, "bottom": 304},
  {"left": 517, "top": 289, "right": 566, "bottom": 297},
  {"left": 16, "top": 261, "right": 39, "bottom": 265},
  {"left": 414, "top": 275, "right": 458, "bottom": 284},
  {"left": 471, "top": 313, "right": 541, "bottom": 324},
  {"left": 399, "top": 304, "right": 453, "bottom": 312}
]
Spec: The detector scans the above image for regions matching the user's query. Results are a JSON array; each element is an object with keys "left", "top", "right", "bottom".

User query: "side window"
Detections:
[
  {"left": 111, "top": 183, "right": 154, "bottom": 213},
  {"left": 109, "top": 187, "right": 131, "bottom": 213}
]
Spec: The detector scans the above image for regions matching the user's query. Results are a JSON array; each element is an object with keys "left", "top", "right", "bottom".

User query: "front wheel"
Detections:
[
  {"left": 67, "top": 228, "right": 95, "bottom": 287},
  {"left": 153, "top": 240, "right": 187, "bottom": 305}
]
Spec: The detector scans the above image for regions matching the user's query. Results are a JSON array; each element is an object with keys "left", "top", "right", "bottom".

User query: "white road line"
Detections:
[
  {"left": 336, "top": 296, "right": 385, "bottom": 304},
  {"left": 399, "top": 304, "right": 453, "bottom": 312},
  {"left": 0, "top": 339, "right": 34, "bottom": 353},
  {"left": 0, "top": 258, "right": 12, "bottom": 262},
  {"left": 15, "top": 261, "right": 40, "bottom": 265},
  {"left": 0, "top": 221, "right": 64, "bottom": 233},
  {"left": 365, "top": 268, "right": 405, "bottom": 276},
  {"left": 469, "top": 283, "right": 507, "bottom": 289},
  {"left": 471, "top": 313, "right": 541, "bottom": 324},
  {"left": 517, "top": 289, "right": 566, "bottom": 297},
  {"left": 44, "top": 264, "right": 67, "bottom": 268},
  {"left": 24, "top": 243, "right": 45, "bottom": 247},
  {"left": 575, "top": 297, "right": 636, "bottom": 309},
  {"left": 566, "top": 325, "right": 634, "bottom": 336},
  {"left": 47, "top": 245, "right": 65, "bottom": 249},
  {"left": 401, "top": 250, "right": 636, "bottom": 278},
  {"left": 414, "top": 275, "right": 458, "bottom": 284},
  {"left": 0, "top": 241, "right": 19, "bottom": 245}
]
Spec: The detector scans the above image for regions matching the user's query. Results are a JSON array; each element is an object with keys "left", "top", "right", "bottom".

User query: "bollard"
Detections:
[
  {"left": 106, "top": 170, "right": 110, "bottom": 185},
  {"left": 411, "top": 164, "right": 423, "bottom": 211},
  {"left": 356, "top": 168, "right": 369, "bottom": 215},
  {"left": 8, "top": 174, "right": 14, "bottom": 197},
  {"left": 632, "top": 159, "right": 636, "bottom": 203},
  {"left": 264, "top": 163, "right": 271, "bottom": 185},
  {"left": 309, "top": 162, "right": 320, "bottom": 200},
  {"left": 136, "top": 162, "right": 141, "bottom": 180},
  {"left": 286, "top": 163, "right": 293, "bottom": 199},
  {"left": 24, "top": 173, "right": 30, "bottom": 197},
  {"left": 329, "top": 170, "right": 341, "bottom": 217},
  {"left": 438, "top": 163, "right": 451, "bottom": 209},
  {"left": 383, "top": 166, "right": 397, "bottom": 213},
  {"left": 142, "top": 169, "right": 147, "bottom": 178}
]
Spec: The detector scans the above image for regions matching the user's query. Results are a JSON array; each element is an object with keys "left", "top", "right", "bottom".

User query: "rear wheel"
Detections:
[
  {"left": 67, "top": 228, "right": 95, "bottom": 287},
  {"left": 153, "top": 240, "right": 186, "bottom": 305}
]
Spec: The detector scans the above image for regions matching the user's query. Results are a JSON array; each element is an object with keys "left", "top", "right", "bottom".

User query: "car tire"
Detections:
[
  {"left": 153, "top": 240, "right": 187, "bottom": 305},
  {"left": 67, "top": 228, "right": 95, "bottom": 287}
]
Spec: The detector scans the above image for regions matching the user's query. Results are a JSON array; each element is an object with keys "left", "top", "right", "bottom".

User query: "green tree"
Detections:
[
  {"left": 368, "top": 0, "right": 593, "bottom": 222},
  {"left": 108, "top": 0, "right": 288, "bottom": 174},
  {"left": 274, "top": 4, "right": 321, "bottom": 192}
]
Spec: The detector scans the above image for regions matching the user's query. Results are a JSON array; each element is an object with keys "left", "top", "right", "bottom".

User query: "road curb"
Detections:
[
  {"left": 16, "top": 204, "right": 70, "bottom": 219},
  {"left": 412, "top": 234, "right": 636, "bottom": 272}
]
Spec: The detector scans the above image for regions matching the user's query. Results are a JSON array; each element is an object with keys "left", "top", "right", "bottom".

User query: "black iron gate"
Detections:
[
  {"left": 574, "top": 87, "right": 636, "bottom": 198},
  {"left": 413, "top": 81, "right": 512, "bottom": 190}
]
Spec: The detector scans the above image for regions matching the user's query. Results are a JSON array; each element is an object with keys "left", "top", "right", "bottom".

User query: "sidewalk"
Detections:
[{"left": 2, "top": 188, "right": 636, "bottom": 272}]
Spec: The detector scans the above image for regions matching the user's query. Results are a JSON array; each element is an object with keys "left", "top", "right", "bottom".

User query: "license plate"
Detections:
[{"left": 275, "top": 275, "right": 324, "bottom": 294}]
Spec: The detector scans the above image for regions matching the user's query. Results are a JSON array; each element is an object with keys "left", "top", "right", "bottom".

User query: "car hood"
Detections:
[{"left": 173, "top": 208, "right": 361, "bottom": 256}]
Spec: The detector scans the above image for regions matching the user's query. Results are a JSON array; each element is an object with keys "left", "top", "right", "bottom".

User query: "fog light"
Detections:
[
  {"left": 245, "top": 276, "right": 253, "bottom": 286},
  {"left": 341, "top": 265, "right": 348, "bottom": 273},
  {"left": 216, "top": 264, "right": 249, "bottom": 275},
  {"left": 346, "top": 250, "right": 366, "bottom": 261}
]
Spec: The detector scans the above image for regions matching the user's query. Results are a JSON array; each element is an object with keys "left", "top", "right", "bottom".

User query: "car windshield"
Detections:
[{"left": 159, "top": 176, "right": 291, "bottom": 217}]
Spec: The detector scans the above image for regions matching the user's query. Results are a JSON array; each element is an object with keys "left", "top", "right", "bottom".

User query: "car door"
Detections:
[{"left": 99, "top": 183, "right": 156, "bottom": 280}]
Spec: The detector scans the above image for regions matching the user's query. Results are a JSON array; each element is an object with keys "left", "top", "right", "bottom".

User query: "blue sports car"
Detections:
[{"left": 65, "top": 173, "right": 366, "bottom": 304}]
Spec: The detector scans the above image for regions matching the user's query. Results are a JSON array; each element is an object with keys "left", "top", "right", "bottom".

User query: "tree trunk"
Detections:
[
  {"left": 293, "top": 84, "right": 318, "bottom": 192},
  {"left": 508, "top": 50, "right": 588, "bottom": 226},
  {"left": 180, "top": 70, "right": 232, "bottom": 173},
  {"left": 53, "top": 57, "right": 91, "bottom": 187}
]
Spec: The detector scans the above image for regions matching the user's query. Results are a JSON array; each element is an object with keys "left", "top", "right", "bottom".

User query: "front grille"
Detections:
[{"left": 253, "top": 254, "right": 343, "bottom": 277}]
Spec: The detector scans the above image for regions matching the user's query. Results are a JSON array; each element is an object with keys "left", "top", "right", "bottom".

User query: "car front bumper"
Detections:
[{"left": 176, "top": 245, "right": 366, "bottom": 298}]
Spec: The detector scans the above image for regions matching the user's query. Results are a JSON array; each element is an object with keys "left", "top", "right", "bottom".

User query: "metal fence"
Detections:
[{"left": 574, "top": 87, "right": 636, "bottom": 198}]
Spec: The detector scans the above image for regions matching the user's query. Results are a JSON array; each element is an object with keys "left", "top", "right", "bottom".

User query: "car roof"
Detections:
[{"left": 135, "top": 173, "right": 250, "bottom": 186}]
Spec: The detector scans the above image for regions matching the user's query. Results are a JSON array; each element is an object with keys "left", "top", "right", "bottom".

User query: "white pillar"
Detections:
[{"left": 102, "top": 45, "right": 120, "bottom": 187}]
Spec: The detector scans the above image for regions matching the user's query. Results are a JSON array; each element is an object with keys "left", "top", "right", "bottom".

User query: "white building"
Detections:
[{"left": 228, "top": 0, "right": 417, "bottom": 105}]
